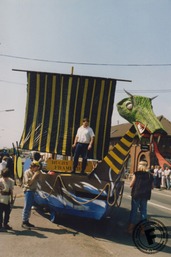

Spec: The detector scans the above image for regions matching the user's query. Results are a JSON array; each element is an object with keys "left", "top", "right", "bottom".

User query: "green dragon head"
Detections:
[{"left": 117, "top": 90, "right": 167, "bottom": 137}]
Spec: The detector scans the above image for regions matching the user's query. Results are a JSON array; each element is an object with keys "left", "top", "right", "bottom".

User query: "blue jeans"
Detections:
[
  {"left": 129, "top": 198, "right": 147, "bottom": 224},
  {"left": 73, "top": 143, "right": 89, "bottom": 172},
  {"left": 22, "top": 191, "right": 35, "bottom": 222},
  {"left": 166, "top": 177, "right": 170, "bottom": 189}
]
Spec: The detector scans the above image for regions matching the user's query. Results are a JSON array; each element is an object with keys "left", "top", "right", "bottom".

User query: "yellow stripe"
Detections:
[
  {"left": 115, "top": 144, "right": 128, "bottom": 156},
  {"left": 38, "top": 74, "right": 48, "bottom": 151},
  {"left": 14, "top": 155, "right": 17, "bottom": 176},
  {"left": 81, "top": 78, "right": 88, "bottom": 120},
  {"left": 46, "top": 75, "right": 56, "bottom": 152},
  {"left": 17, "top": 156, "right": 23, "bottom": 179},
  {"left": 94, "top": 80, "right": 105, "bottom": 155},
  {"left": 108, "top": 150, "right": 123, "bottom": 164},
  {"left": 89, "top": 80, "right": 96, "bottom": 122},
  {"left": 60, "top": 174, "right": 72, "bottom": 177},
  {"left": 89, "top": 80, "right": 96, "bottom": 157},
  {"left": 20, "top": 72, "right": 31, "bottom": 148},
  {"left": 62, "top": 76, "right": 72, "bottom": 155},
  {"left": 120, "top": 137, "right": 133, "bottom": 147},
  {"left": 102, "top": 80, "right": 112, "bottom": 157},
  {"left": 104, "top": 156, "right": 120, "bottom": 174},
  {"left": 29, "top": 74, "right": 40, "bottom": 149},
  {"left": 54, "top": 75, "right": 63, "bottom": 153},
  {"left": 127, "top": 129, "right": 136, "bottom": 138},
  {"left": 71, "top": 77, "right": 80, "bottom": 147}
]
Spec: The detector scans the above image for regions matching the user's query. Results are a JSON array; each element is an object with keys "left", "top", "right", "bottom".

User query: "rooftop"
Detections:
[{"left": 111, "top": 115, "right": 171, "bottom": 138}]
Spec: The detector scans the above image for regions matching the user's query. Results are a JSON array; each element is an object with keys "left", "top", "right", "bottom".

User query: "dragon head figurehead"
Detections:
[{"left": 117, "top": 90, "right": 167, "bottom": 137}]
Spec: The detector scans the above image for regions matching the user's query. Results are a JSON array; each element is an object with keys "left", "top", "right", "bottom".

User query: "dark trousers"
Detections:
[
  {"left": 73, "top": 143, "right": 89, "bottom": 173},
  {"left": 129, "top": 198, "right": 147, "bottom": 224},
  {"left": 0, "top": 203, "right": 11, "bottom": 226}
]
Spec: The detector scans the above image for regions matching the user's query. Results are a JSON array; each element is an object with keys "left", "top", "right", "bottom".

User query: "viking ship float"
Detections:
[{"left": 14, "top": 70, "right": 167, "bottom": 221}]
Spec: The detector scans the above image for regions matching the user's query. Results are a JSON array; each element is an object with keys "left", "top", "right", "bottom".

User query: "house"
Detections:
[{"left": 110, "top": 116, "right": 171, "bottom": 174}]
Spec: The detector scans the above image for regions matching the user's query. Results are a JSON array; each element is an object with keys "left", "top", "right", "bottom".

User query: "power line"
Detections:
[
  {"left": 0, "top": 79, "right": 170, "bottom": 93},
  {"left": 116, "top": 89, "right": 171, "bottom": 93},
  {"left": 0, "top": 53, "right": 171, "bottom": 67}
]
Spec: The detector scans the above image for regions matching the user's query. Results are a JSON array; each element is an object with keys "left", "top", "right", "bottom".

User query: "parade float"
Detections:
[{"left": 14, "top": 70, "right": 167, "bottom": 221}]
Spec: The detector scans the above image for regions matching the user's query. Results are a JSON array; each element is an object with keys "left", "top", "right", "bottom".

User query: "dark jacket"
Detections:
[{"left": 131, "top": 171, "right": 153, "bottom": 200}]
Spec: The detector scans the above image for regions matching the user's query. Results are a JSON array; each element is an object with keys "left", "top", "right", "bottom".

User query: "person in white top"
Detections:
[
  {"left": 72, "top": 118, "right": 95, "bottom": 174},
  {"left": 0, "top": 156, "right": 8, "bottom": 177},
  {"left": 0, "top": 168, "right": 14, "bottom": 230},
  {"left": 153, "top": 165, "right": 159, "bottom": 188},
  {"left": 164, "top": 166, "right": 171, "bottom": 190},
  {"left": 160, "top": 167, "right": 166, "bottom": 189}
]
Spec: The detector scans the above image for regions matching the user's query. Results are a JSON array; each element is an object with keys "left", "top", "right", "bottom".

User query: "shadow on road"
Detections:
[
  {"left": 35, "top": 205, "right": 171, "bottom": 254},
  {"left": 36, "top": 205, "right": 134, "bottom": 246},
  {"left": 6, "top": 226, "right": 78, "bottom": 238}
]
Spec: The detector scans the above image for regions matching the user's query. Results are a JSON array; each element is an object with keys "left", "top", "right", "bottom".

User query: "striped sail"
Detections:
[{"left": 20, "top": 71, "right": 116, "bottom": 159}]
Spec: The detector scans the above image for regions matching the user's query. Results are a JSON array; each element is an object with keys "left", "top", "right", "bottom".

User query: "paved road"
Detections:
[
  {"left": 0, "top": 182, "right": 170, "bottom": 257},
  {"left": 124, "top": 181, "right": 171, "bottom": 254}
]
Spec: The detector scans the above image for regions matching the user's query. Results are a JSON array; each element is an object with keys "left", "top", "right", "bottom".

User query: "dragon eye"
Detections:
[{"left": 125, "top": 101, "right": 133, "bottom": 110}]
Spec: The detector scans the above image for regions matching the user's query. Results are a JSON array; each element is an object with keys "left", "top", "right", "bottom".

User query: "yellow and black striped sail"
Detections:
[{"left": 20, "top": 71, "right": 116, "bottom": 159}]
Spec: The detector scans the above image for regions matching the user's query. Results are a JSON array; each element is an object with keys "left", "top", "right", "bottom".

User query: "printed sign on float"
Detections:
[{"left": 46, "top": 159, "right": 96, "bottom": 173}]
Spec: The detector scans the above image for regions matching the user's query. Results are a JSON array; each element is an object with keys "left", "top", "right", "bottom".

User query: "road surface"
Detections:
[{"left": 0, "top": 181, "right": 170, "bottom": 257}]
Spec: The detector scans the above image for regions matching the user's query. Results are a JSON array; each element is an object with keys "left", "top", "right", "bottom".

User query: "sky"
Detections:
[{"left": 0, "top": 0, "right": 171, "bottom": 149}]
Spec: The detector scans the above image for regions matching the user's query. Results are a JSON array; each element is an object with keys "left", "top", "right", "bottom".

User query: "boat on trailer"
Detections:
[{"left": 14, "top": 70, "right": 166, "bottom": 221}]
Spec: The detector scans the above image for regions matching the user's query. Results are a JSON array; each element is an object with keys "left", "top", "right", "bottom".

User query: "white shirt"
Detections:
[
  {"left": 0, "top": 177, "right": 14, "bottom": 205},
  {"left": 76, "top": 125, "right": 95, "bottom": 144},
  {"left": 164, "top": 168, "right": 171, "bottom": 177},
  {"left": 153, "top": 168, "right": 158, "bottom": 177},
  {"left": 158, "top": 168, "right": 162, "bottom": 178},
  {"left": 0, "top": 160, "right": 7, "bottom": 176}
]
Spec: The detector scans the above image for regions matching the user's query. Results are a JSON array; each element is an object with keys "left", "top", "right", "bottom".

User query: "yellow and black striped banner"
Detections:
[
  {"left": 104, "top": 125, "right": 136, "bottom": 173},
  {"left": 91, "top": 125, "right": 136, "bottom": 180},
  {"left": 20, "top": 71, "right": 116, "bottom": 159}
]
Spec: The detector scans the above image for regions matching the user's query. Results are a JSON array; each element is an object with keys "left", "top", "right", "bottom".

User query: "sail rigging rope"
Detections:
[{"left": 39, "top": 174, "right": 119, "bottom": 207}]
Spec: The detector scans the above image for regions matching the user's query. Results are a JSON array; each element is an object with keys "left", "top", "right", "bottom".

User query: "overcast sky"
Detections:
[{"left": 0, "top": 0, "right": 171, "bottom": 148}]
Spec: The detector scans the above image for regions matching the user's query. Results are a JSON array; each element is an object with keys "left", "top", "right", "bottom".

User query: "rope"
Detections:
[{"left": 40, "top": 174, "right": 118, "bottom": 206}]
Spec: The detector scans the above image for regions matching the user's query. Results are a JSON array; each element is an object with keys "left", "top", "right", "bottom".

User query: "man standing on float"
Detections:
[{"left": 72, "top": 118, "right": 95, "bottom": 174}]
